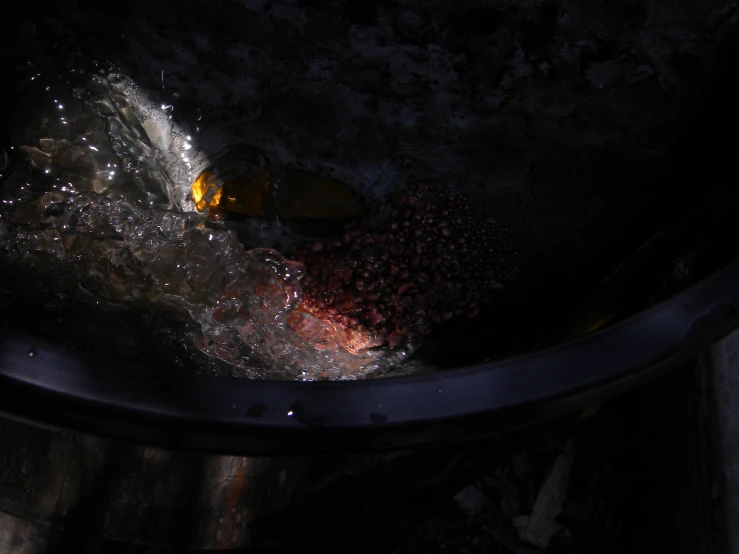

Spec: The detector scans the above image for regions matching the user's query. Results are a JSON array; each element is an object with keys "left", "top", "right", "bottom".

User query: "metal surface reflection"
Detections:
[{"left": 0, "top": 414, "right": 492, "bottom": 552}]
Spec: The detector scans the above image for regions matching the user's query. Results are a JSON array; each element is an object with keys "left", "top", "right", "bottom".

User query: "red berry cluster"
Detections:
[{"left": 289, "top": 181, "right": 520, "bottom": 349}]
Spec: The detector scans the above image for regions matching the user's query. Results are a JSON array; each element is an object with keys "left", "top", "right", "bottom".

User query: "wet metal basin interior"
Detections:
[{"left": 0, "top": 0, "right": 738, "bottom": 451}]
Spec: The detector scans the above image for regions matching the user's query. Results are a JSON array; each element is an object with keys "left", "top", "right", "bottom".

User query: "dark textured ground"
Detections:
[{"left": 390, "top": 362, "right": 716, "bottom": 554}]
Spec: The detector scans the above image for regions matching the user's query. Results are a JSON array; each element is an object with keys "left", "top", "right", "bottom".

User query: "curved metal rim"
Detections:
[{"left": 2, "top": 258, "right": 739, "bottom": 454}]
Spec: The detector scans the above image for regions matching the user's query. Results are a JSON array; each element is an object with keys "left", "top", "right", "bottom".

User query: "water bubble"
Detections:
[{"left": 0, "top": 67, "right": 410, "bottom": 381}]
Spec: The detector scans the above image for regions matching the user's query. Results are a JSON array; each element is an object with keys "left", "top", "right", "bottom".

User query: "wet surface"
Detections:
[
  {"left": 0, "top": 69, "right": 429, "bottom": 379},
  {"left": 1, "top": 0, "right": 738, "bottom": 372}
]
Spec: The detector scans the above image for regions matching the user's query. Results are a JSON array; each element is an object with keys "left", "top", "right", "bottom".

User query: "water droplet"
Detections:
[{"left": 0, "top": 67, "right": 419, "bottom": 382}]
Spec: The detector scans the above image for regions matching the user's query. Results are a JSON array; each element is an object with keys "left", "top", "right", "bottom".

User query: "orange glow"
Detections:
[
  {"left": 191, "top": 170, "right": 223, "bottom": 212},
  {"left": 221, "top": 185, "right": 265, "bottom": 216},
  {"left": 191, "top": 164, "right": 363, "bottom": 220}
]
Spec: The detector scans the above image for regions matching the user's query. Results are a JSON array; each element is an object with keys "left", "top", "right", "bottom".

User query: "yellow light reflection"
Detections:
[{"left": 191, "top": 170, "right": 223, "bottom": 212}]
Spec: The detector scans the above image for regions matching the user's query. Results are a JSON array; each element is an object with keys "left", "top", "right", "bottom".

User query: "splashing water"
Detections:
[{"left": 0, "top": 65, "right": 420, "bottom": 380}]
